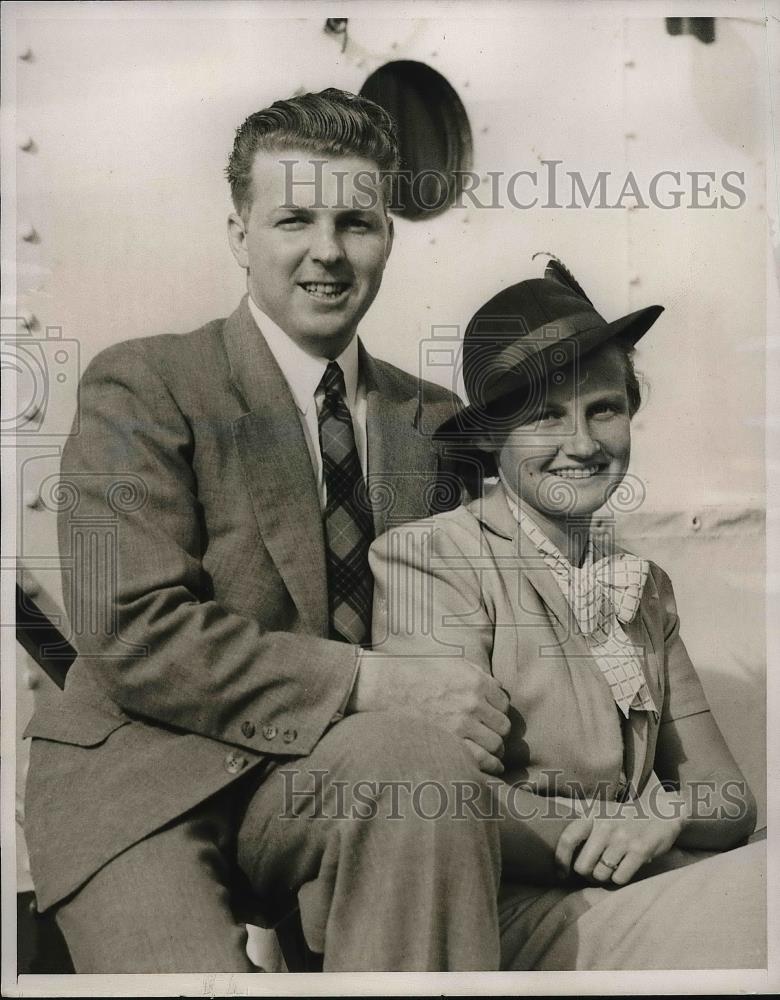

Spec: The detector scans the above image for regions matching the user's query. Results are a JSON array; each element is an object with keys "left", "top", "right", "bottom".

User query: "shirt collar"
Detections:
[
  {"left": 498, "top": 471, "right": 596, "bottom": 574},
  {"left": 247, "top": 295, "right": 360, "bottom": 415}
]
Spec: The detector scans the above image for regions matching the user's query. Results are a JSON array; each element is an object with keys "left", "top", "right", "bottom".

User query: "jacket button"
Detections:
[
  {"left": 241, "top": 720, "right": 255, "bottom": 739},
  {"left": 282, "top": 728, "right": 297, "bottom": 744},
  {"left": 262, "top": 724, "right": 278, "bottom": 741},
  {"left": 225, "top": 751, "right": 248, "bottom": 775}
]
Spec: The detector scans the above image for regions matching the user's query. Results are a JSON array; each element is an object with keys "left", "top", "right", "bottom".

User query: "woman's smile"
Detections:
[
  {"left": 489, "top": 344, "right": 633, "bottom": 524},
  {"left": 546, "top": 463, "right": 606, "bottom": 479}
]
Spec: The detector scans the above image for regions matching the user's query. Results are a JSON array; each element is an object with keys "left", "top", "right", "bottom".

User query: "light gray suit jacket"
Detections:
[
  {"left": 24, "top": 296, "right": 460, "bottom": 910},
  {"left": 369, "top": 483, "right": 711, "bottom": 803}
]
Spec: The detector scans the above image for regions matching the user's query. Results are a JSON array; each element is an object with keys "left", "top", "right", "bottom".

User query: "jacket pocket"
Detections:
[{"left": 23, "top": 711, "right": 131, "bottom": 747}]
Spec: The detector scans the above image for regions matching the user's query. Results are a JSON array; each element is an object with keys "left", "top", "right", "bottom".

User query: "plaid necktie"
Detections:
[{"left": 317, "top": 361, "right": 374, "bottom": 644}]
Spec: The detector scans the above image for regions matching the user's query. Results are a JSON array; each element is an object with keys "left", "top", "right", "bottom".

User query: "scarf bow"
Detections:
[{"left": 569, "top": 552, "right": 649, "bottom": 637}]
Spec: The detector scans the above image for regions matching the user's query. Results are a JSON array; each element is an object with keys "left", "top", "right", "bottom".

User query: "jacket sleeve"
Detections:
[
  {"left": 56, "top": 342, "right": 357, "bottom": 755},
  {"left": 652, "top": 563, "right": 711, "bottom": 725},
  {"left": 369, "top": 513, "right": 494, "bottom": 671}
]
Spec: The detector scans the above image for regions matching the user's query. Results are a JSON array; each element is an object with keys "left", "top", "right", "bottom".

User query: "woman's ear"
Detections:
[{"left": 472, "top": 432, "right": 497, "bottom": 455}]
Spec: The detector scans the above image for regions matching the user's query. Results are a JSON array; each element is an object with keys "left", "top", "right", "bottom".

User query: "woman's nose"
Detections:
[
  {"left": 309, "top": 223, "right": 345, "bottom": 265},
  {"left": 561, "top": 417, "right": 601, "bottom": 459}
]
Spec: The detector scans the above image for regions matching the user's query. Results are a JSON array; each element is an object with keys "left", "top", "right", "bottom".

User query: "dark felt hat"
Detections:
[{"left": 434, "top": 256, "right": 664, "bottom": 440}]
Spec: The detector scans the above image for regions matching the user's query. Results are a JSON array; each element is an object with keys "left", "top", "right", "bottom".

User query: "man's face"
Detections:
[{"left": 228, "top": 149, "right": 394, "bottom": 358}]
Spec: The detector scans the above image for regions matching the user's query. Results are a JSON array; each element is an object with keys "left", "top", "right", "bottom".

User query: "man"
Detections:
[{"left": 23, "top": 89, "right": 511, "bottom": 972}]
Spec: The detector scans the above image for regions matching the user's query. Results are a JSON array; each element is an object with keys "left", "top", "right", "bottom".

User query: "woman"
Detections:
[{"left": 369, "top": 258, "right": 765, "bottom": 970}]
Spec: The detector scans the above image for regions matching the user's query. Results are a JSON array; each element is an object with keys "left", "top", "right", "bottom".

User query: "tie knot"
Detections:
[{"left": 319, "top": 361, "right": 345, "bottom": 400}]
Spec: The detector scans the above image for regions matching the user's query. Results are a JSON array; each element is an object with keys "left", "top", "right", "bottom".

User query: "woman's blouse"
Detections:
[{"left": 502, "top": 488, "right": 659, "bottom": 721}]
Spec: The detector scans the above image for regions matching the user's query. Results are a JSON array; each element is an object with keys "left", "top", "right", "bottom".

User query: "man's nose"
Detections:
[{"left": 309, "top": 223, "right": 345, "bottom": 265}]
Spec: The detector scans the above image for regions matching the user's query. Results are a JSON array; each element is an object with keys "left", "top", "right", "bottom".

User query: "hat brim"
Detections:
[{"left": 434, "top": 303, "right": 663, "bottom": 441}]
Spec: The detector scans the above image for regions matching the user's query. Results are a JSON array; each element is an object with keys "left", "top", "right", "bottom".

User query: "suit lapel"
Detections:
[
  {"left": 620, "top": 578, "right": 664, "bottom": 794},
  {"left": 475, "top": 483, "right": 664, "bottom": 797},
  {"left": 474, "top": 485, "right": 657, "bottom": 705},
  {"left": 224, "top": 298, "right": 329, "bottom": 635},
  {"left": 471, "top": 484, "right": 576, "bottom": 635},
  {"left": 362, "top": 348, "right": 442, "bottom": 538}
]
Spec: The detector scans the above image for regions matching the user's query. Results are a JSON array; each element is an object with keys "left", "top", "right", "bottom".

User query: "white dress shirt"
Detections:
[
  {"left": 247, "top": 296, "right": 367, "bottom": 710},
  {"left": 247, "top": 296, "right": 368, "bottom": 510}
]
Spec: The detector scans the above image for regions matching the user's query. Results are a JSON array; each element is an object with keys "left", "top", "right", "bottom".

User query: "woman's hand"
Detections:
[{"left": 555, "top": 805, "right": 684, "bottom": 886}]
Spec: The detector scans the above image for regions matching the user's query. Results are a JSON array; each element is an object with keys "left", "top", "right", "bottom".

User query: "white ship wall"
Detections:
[{"left": 9, "top": 9, "right": 771, "bottom": 904}]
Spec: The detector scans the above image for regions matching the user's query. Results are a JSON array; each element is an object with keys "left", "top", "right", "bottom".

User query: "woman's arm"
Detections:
[
  {"left": 494, "top": 779, "right": 582, "bottom": 883},
  {"left": 651, "top": 563, "right": 757, "bottom": 849},
  {"left": 553, "top": 710, "right": 757, "bottom": 886},
  {"left": 370, "top": 517, "right": 580, "bottom": 884},
  {"left": 555, "top": 565, "right": 758, "bottom": 884},
  {"left": 653, "top": 710, "right": 757, "bottom": 850},
  {"left": 369, "top": 515, "right": 510, "bottom": 774}
]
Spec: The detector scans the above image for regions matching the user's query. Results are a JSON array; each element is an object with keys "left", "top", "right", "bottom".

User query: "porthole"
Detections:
[{"left": 360, "top": 60, "right": 473, "bottom": 219}]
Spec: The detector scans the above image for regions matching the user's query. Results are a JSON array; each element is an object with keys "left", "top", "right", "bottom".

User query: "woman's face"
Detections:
[{"left": 489, "top": 344, "right": 632, "bottom": 521}]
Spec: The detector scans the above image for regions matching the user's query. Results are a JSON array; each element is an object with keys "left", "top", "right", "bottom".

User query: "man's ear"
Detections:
[
  {"left": 385, "top": 215, "right": 395, "bottom": 262},
  {"left": 227, "top": 212, "right": 249, "bottom": 269}
]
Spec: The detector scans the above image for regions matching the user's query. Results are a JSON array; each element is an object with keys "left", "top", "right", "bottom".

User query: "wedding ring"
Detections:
[{"left": 600, "top": 858, "right": 619, "bottom": 870}]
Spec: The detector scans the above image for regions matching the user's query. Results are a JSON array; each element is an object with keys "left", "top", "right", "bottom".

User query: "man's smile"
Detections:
[{"left": 298, "top": 280, "right": 352, "bottom": 301}]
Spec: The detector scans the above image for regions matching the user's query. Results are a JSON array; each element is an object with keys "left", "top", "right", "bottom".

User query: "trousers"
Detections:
[
  {"left": 498, "top": 840, "right": 766, "bottom": 970},
  {"left": 52, "top": 712, "right": 503, "bottom": 973}
]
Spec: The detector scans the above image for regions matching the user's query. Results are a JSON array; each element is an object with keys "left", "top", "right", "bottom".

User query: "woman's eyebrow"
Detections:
[{"left": 583, "top": 390, "right": 628, "bottom": 407}]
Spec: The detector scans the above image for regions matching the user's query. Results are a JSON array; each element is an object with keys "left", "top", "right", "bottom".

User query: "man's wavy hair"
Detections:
[{"left": 226, "top": 88, "right": 400, "bottom": 219}]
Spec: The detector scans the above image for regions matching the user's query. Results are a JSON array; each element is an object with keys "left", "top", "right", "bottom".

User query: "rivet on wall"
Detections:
[
  {"left": 629, "top": 275, "right": 640, "bottom": 286},
  {"left": 19, "top": 46, "right": 33, "bottom": 62},
  {"left": 625, "top": 132, "right": 637, "bottom": 141},
  {"left": 624, "top": 59, "right": 636, "bottom": 68},
  {"left": 18, "top": 135, "right": 36, "bottom": 153},
  {"left": 691, "top": 514, "right": 702, "bottom": 531},
  {"left": 19, "top": 221, "right": 38, "bottom": 243},
  {"left": 23, "top": 488, "right": 43, "bottom": 510}
]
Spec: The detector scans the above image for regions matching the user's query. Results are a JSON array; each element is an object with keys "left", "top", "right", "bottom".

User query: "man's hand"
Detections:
[
  {"left": 554, "top": 804, "right": 684, "bottom": 886},
  {"left": 348, "top": 651, "right": 511, "bottom": 775}
]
